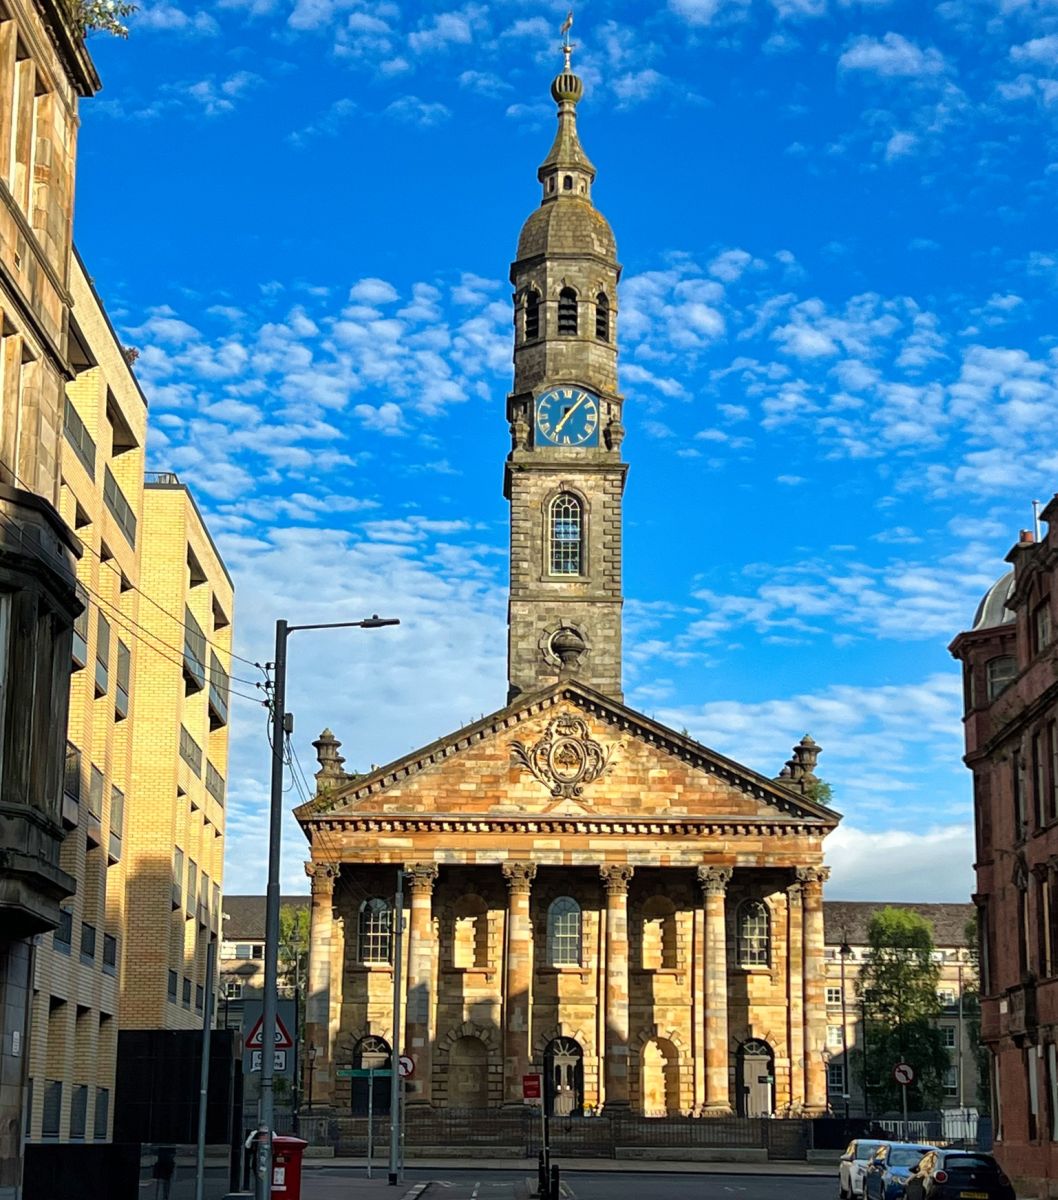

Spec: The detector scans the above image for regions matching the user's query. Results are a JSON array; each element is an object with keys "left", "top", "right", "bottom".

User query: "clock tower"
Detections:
[{"left": 504, "top": 46, "right": 626, "bottom": 704}]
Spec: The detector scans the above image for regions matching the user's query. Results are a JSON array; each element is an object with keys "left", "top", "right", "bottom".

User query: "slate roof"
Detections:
[
  {"left": 824, "top": 901, "right": 975, "bottom": 948},
  {"left": 221, "top": 894, "right": 308, "bottom": 940}
]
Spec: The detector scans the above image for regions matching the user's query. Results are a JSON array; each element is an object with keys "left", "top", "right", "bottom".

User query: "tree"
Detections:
[
  {"left": 71, "top": 0, "right": 138, "bottom": 38},
  {"left": 963, "top": 913, "right": 989, "bottom": 1113},
  {"left": 278, "top": 903, "right": 309, "bottom": 994},
  {"left": 804, "top": 779, "right": 834, "bottom": 806},
  {"left": 854, "top": 907, "right": 951, "bottom": 1112}
]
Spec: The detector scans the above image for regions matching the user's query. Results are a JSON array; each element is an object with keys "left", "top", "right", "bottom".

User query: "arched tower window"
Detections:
[
  {"left": 558, "top": 288, "right": 578, "bottom": 336},
  {"left": 547, "top": 897, "right": 582, "bottom": 966},
  {"left": 563, "top": 174, "right": 573, "bottom": 191},
  {"left": 736, "top": 899, "right": 770, "bottom": 967},
  {"left": 596, "top": 292, "right": 610, "bottom": 342},
  {"left": 358, "top": 897, "right": 392, "bottom": 965},
  {"left": 524, "top": 289, "right": 540, "bottom": 341},
  {"left": 549, "top": 493, "right": 582, "bottom": 576}
]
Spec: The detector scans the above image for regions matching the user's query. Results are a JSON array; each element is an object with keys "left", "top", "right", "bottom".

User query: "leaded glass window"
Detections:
[
  {"left": 358, "top": 898, "right": 392, "bottom": 965},
  {"left": 548, "top": 897, "right": 581, "bottom": 966},
  {"left": 550, "top": 494, "right": 582, "bottom": 576},
  {"left": 737, "top": 899, "right": 770, "bottom": 966}
]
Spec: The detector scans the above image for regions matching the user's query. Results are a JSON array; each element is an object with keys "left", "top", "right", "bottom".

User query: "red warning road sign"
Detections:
[
  {"left": 245, "top": 1012, "right": 294, "bottom": 1050},
  {"left": 523, "top": 1074, "right": 542, "bottom": 1102}
]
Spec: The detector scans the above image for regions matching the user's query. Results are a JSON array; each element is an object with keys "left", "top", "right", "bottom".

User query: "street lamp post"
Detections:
[
  {"left": 839, "top": 941, "right": 852, "bottom": 1120},
  {"left": 256, "top": 615, "right": 399, "bottom": 1200}
]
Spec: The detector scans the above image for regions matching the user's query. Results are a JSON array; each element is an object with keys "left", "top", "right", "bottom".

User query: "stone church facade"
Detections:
[{"left": 296, "top": 51, "right": 840, "bottom": 1118}]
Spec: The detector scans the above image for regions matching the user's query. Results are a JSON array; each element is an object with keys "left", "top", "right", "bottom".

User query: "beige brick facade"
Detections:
[
  {"left": 23, "top": 256, "right": 234, "bottom": 1145},
  {"left": 297, "top": 57, "right": 839, "bottom": 1121}
]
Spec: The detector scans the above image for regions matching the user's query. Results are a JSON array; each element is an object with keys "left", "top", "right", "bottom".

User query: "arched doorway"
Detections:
[
  {"left": 448, "top": 1036, "right": 488, "bottom": 1107},
  {"left": 350, "top": 1035, "right": 391, "bottom": 1115},
  {"left": 543, "top": 1037, "right": 583, "bottom": 1117},
  {"left": 736, "top": 1039, "right": 774, "bottom": 1117},
  {"left": 640, "top": 1038, "right": 680, "bottom": 1116}
]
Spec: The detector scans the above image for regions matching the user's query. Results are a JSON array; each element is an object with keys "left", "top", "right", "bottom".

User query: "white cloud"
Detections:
[
  {"left": 825, "top": 823, "right": 974, "bottom": 901},
  {"left": 839, "top": 33, "right": 948, "bottom": 79},
  {"left": 385, "top": 96, "right": 451, "bottom": 126}
]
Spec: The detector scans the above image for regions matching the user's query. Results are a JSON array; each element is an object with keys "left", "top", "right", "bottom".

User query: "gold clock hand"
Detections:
[{"left": 554, "top": 395, "right": 586, "bottom": 435}]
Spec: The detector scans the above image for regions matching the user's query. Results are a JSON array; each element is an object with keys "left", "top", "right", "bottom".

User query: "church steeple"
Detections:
[{"left": 504, "top": 38, "right": 626, "bottom": 704}]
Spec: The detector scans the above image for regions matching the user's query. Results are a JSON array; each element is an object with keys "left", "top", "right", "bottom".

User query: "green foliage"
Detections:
[
  {"left": 804, "top": 779, "right": 834, "bottom": 805},
  {"left": 278, "top": 903, "right": 309, "bottom": 988},
  {"left": 963, "top": 913, "right": 989, "bottom": 1113},
  {"left": 854, "top": 907, "right": 950, "bottom": 1111},
  {"left": 70, "top": 0, "right": 137, "bottom": 39}
]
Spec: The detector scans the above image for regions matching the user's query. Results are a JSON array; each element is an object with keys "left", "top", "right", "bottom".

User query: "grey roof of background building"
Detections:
[
  {"left": 824, "top": 901, "right": 975, "bottom": 948},
  {"left": 222, "top": 894, "right": 309, "bottom": 940},
  {"left": 973, "top": 571, "right": 1016, "bottom": 631}
]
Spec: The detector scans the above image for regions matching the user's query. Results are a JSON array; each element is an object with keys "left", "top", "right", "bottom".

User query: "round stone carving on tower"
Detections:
[{"left": 972, "top": 570, "right": 1015, "bottom": 630}]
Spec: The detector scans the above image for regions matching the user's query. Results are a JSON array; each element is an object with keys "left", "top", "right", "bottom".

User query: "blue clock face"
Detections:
[{"left": 535, "top": 387, "right": 600, "bottom": 446}]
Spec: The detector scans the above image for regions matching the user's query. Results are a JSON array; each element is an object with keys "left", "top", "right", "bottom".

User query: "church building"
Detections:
[{"left": 295, "top": 47, "right": 840, "bottom": 1119}]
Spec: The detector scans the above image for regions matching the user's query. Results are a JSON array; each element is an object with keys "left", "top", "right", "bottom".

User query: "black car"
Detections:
[{"left": 905, "top": 1150, "right": 1015, "bottom": 1200}]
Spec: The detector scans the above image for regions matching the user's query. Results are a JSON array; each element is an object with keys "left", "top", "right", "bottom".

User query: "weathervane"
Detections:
[{"left": 560, "top": 9, "right": 575, "bottom": 71}]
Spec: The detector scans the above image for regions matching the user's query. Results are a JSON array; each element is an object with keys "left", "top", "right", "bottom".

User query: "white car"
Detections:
[{"left": 840, "top": 1140, "right": 886, "bottom": 1199}]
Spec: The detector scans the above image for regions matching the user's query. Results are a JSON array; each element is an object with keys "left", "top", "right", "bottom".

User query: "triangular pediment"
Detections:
[{"left": 295, "top": 681, "right": 840, "bottom": 835}]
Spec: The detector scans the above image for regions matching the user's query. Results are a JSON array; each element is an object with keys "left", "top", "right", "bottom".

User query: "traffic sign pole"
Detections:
[{"left": 892, "top": 1062, "right": 915, "bottom": 1135}]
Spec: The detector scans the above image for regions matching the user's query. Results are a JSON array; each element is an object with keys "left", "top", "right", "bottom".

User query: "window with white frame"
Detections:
[
  {"left": 944, "top": 1065, "right": 958, "bottom": 1097},
  {"left": 549, "top": 494, "right": 583, "bottom": 576},
  {"left": 826, "top": 986, "right": 843, "bottom": 1006},
  {"left": 223, "top": 980, "right": 242, "bottom": 999},
  {"left": 736, "top": 900, "right": 770, "bottom": 967},
  {"left": 937, "top": 987, "right": 956, "bottom": 1007},
  {"left": 358, "top": 898, "right": 392, "bottom": 965},
  {"left": 547, "top": 897, "right": 582, "bottom": 967},
  {"left": 940, "top": 1024, "right": 957, "bottom": 1048},
  {"left": 827, "top": 1062, "right": 846, "bottom": 1092},
  {"left": 826, "top": 1025, "right": 844, "bottom": 1048}
]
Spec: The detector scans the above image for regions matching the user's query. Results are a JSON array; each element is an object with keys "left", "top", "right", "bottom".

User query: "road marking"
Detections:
[{"left": 471, "top": 1184, "right": 479, "bottom": 1199}]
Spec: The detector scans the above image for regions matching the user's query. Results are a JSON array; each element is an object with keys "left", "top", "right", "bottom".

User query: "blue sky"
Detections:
[{"left": 73, "top": 0, "right": 1057, "bottom": 900}]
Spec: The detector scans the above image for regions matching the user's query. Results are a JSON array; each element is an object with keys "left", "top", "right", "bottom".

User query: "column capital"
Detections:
[
  {"left": 405, "top": 862, "right": 439, "bottom": 896},
  {"left": 600, "top": 863, "right": 634, "bottom": 896},
  {"left": 502, "top": 861, "right": 537, "bottom": 895},
  {"left": 795, "top": 865, "right": 831, "bottom": 888},
  {"left": 305, "top": 861, "right": 337, "bottom": 894},
  {"left": 697, "top": 865, "right": 732, "bottom": 897},
  {"left": 787, "top": 880, "right": 804, "bottom": 904}
]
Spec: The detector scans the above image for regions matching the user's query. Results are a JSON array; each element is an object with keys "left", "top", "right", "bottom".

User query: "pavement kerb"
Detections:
[
  {"left": 401, "top": 1184, "right": 431, "bottom": 1200},
  {"left": 303, "top": 1157, "right": 834, "bottom": 1177}
]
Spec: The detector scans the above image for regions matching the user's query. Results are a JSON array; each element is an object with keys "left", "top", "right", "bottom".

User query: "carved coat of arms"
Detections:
[{"left": 510, "top": 714, "right": 615, "bottom": 799}]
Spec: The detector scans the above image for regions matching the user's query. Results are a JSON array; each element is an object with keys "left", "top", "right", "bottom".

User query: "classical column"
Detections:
[
  {"left": 404, "top": 863, "right": 439, "bottom": 1104},
  {"left": 692, "top": 895, "right": 706, "bottom": 1112},
  {"left": 798, "top": 865, "right": 830, "bottom": 1114},
  {"left": 503, "top": 861, "right": 537, "bottom": 1102},
  {"left": 304, "top": 860, "right": 337, "bottom": 1106},
  {"left": 698, "top": 865, "right": 733, "bottom": 1114},
  {"left": 786, "top": 880, "right": 805, "bottom": 1111},
  {"left": 600, "top": 864, "right": 634, "bottom": 1108}
]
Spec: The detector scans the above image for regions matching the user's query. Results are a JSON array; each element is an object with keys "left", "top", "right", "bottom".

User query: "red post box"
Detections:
[{"left": 270, "top": 1135, "right": 308, "bottom": 1200}]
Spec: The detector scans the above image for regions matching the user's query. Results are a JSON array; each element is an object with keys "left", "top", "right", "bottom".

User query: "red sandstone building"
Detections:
[{"left": 951, "top": 509, "right": 1058, "bottom": 1196}]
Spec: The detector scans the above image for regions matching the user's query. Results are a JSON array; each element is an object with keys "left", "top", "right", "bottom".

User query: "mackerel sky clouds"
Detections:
[{"left": 74, "top": 0, "right": 1058, "bottom": 898}]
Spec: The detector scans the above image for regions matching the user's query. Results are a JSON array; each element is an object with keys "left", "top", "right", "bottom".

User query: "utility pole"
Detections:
[
  {"left": 256, "top": 614, "right": 399, "bottom": 1200},
  {"left": 388, "top": 869, "right": 405, "bottom": 1186}
]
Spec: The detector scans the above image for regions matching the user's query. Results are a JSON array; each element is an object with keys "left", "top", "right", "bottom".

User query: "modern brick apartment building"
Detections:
[
  {"left": 0, "top": 4, "right": 99, "bottom": 1193},
  {"left": 951, "top": 509, "right": 1058, "bottom": 1196},
  {"left": 21, "top": 256, "right": 234, "bottom": 1145}
]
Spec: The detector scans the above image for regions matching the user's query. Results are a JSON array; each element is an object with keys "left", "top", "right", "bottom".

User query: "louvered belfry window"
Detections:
[
  {"left": 558, "top": 288, "right": 578, "bottom": 335},
  {"left": 596, "top": 293, "right": 610, "bottom": 341},
  {"left": 525, "top": 289, "right": 541, "bottom": 340}
]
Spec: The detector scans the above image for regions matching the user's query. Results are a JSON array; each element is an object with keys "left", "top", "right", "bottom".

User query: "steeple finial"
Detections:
[
  {"left": 560, "top": 9, "right": 574, "bottom": 72},
  {"left": 539, "top": 10, "right": 595, "bottom": 198}
]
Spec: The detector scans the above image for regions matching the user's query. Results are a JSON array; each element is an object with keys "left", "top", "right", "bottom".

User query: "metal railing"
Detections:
[
  {"left": 206, "top": 760, "right": 225, "bottom": 805},
  {"left": 179, "top": 725, "right": 202, "bottom": 776},
  {"left": 103, "top": 466, "right": 137, "bottom": 546},
  {"left": 183, "top": 608, "right": 206, "bottom": 691},
  {"left": 64, "top": 398, "right": 96, "bottom": 476}
]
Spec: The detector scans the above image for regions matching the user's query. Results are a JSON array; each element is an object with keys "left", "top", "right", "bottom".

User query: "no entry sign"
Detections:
[{"left": 523, "top": 1074, "right": 542, "bottom": 1103}]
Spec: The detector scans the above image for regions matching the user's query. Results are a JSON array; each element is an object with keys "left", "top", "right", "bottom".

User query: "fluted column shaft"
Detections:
[
  {"left": 405, "top": 863, "right": 438, "bottom": 1104},
  {"left": 786, "top": 882, "right": 806, "bottom": 1111},
  {"left": 699, "top": 866, "right": 732, "bottom": 1114},
  {"left": 799, "top": 866, "right": 830, "bottom": 1114},
  {"left": 503, "top": 862, "right": 536, "bottom": 1102},
  {"left": 600, "top": 864, "right": 634, "bottom": 1108},
  {"left": 304, "top": 861, "right": 336, "bottom": 1106}
]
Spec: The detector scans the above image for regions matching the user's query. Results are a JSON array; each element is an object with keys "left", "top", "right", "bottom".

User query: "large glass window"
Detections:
[
  {"left": 550, "top": 493, "right": 582, "bottom": 576},
  {"left": 547, "top": 897, "right": 582, "bottom": 967},
  {"left": 358, "top": 898, "right": 392, "bottom": 965},
  {"left": 737, "top": 899, "right": 770, "bottom": 966},
  {"left": 986, "top": 656, "right": 1017, "bottom": 700}
]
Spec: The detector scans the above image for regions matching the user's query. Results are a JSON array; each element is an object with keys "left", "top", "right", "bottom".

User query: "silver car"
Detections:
[{"left": 841, "top": 1140, "right": 886, "bottom": 1199}]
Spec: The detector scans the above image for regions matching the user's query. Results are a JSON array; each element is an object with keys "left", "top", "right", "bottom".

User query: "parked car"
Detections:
[
  {"left": 840, "top": 1140, "right": 886, "bottom": 1199},
  {"left": 904, "top": 1150, "right": 1015, "bottom": 1200},
  {"left": 864, "top": 1143, "right": 937, "bottom": 1200}
]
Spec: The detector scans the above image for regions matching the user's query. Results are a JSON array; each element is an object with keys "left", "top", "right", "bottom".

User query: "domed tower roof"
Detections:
[
  {"left": 514, "top": 40, "right": 616, "bottom": 264},
  {"left": 973, "top": 570, "right": 1016, "bottom": 631}
]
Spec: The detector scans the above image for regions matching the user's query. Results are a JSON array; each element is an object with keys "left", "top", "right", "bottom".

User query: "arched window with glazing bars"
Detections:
[
  {"left": 736, "top": 899, "right": 770, "bottom": 967},
  {"left": 358, "top": 897, "right": 392, "bottom": 964},
  {"left": 547, "top": 897, "right": 582, "bottom": 966},
  {"left": 549, "top": 493, "right": 582, "bottom": 575}
]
